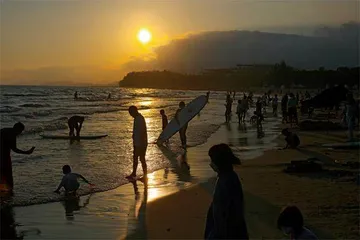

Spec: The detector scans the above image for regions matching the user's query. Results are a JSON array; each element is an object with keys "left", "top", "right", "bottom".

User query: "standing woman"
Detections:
[
  {"left": 287, "top": 93, "right": 298, "bottom": 127},
  {"left": 205, "top": 144, "right": 248, "bottom": 240},
  {"left": 281, "top": 94, "right": 288, "bottom": 123},
  {"left": 344, "top": 93, "right": 357, "bottom": 141}
]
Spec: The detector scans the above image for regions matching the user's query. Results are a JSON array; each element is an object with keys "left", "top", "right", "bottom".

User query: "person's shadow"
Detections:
[
  {"left": 0, "top": 203, "right": 41, "bottom": 239},
  {"left": 61, "top": 194, "right": 92, "bottom": 221},
  {"left": 1, "top": 205, "right": 20, "bottom": 239},
  {"left": 126, "top": 180, "right": 148, "bottom": 239},
  {"left": 157, "top": 144, "right": 193, "bottom": 183}
]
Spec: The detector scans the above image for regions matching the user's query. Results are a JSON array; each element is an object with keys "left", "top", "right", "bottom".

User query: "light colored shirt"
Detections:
[
  {"left": 60, "top": 173, "right": 81, "bottom": 191},
  {"left": 133, "top": 113, "right": 148, "bottom": 147}
]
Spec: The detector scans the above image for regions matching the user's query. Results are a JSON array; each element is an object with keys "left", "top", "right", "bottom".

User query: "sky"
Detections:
[{"left": 1, "top": 0, "right": 359, "bottom": 85}]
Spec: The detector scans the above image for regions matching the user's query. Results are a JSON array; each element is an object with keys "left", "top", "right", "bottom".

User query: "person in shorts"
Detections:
[{"left": 126, "top": 106, "right": 148, "bottom": 179}]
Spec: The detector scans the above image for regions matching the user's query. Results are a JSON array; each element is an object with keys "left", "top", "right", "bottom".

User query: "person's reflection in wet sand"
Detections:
[
  {"left": 226, "top": 122, "right": 232, "bottom": 131},
  {"left": 126, "top": 180, "right": 148, "bottom": 239},
  {"left": 238, "top": 122, "right": 247, "bottom": 132},
  {"left": 257, "top": 127, "right": 265, "bottom": 139},
  {"left": 163, "top": 167, "right": 169, "bottom": 179},
  {"left": 61, "top": 194, "right": 92, "bottom": 221},
  {"left": 1, "top": 205, "right": 19, "bottom": 239},
  {"left": 157, "top": 144, "right": 193, "bottom": 183},
  {"left": 178, "top": 151, "right": 190, "bottom": 170}
]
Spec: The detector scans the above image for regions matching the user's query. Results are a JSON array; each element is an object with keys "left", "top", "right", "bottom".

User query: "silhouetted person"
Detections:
[
  {"left": 255, "top": 97, "right": 264, "bottom": 131},
  {"left": 74, "top": 91, "right": 78, "bottom": 100},
  {"left": 281, "top": 94, "right": 288, "bottom": 123},
  {"left": 107, "top": 93, "right": 111, "bottom": 100},
  {"left": 288, "top": 93, "right": 298, "bottom": 127},
  {"left": 225, "top": 95, "right": 233, "bottom": 123},
  {"left": 282, "top": 128, "right": 300, "bottom": 149},
  {"left": 160, "top": 109, "right": 168, "bottom": 130},
  {"left": 344, "top": 93, "right": 357, "bottom": 141},
  {"left": 205, "top": 144, "right": 248, "bottom": 239},
  {"left": 0, "top": 122, "right": 35, "bottom": 191},
  {"left": 272, "top": 94, "right": 279, "bottom": 116},
  {"left": 126, "top": 106, "right": 148, "bottom": 179},
  {"left": 277, "top": 206, "right": 318, "bottom": 240},
  {"left": 236, "top": 100, "right": 243, "bottom": 124},
  {"left": 175, "top": 101, "right": 188, "bottom": 148},
  {"left": 54, "top": 165, "right": 93, "bottom": 195},
  {"left": 68, "top": 116, "right": 84, "bottom": 137}
]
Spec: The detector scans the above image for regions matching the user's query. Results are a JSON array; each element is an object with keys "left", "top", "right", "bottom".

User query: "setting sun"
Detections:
[{"left": 137, "top": 28, "right": 152, "bottom": 44}]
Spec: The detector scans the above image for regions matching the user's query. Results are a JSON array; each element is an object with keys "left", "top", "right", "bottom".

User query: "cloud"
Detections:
[{"left": 1, "top": 22, "right": 359, "bottom": 85}]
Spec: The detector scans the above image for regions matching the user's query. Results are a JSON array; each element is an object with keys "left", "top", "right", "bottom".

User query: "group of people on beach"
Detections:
[
  {"left": 2, "top": 88, "right": 356, "bottom": 240},
  {"left": 0, "top": 96, "right": 190, "bottom": 193}
]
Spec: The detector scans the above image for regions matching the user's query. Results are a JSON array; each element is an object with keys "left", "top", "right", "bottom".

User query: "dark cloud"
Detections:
[{"left": 2, "top": 22, "right": 359, "bottom": 85}]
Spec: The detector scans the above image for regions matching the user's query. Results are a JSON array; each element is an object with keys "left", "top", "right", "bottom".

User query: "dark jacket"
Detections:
[{"left": 205, "top": 170, "right": 248, "bottom": 239}]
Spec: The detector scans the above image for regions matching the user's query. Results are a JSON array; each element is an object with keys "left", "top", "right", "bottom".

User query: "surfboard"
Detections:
[
  {"left": 157, "top": 94, "right": 209, "bottom": 144},
  {"left": 322, "top": 142, "right": 360, "bottom": 149},
  {"left": 41, "top": 134, "right": 108, "bottom": 140}
]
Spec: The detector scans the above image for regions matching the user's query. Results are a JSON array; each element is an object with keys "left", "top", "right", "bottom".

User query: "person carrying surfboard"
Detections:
[
  {"left": 175, "top": 101, "right": 188, "bottom": 149},
  {"left": 68, "top": 116, "right": 84, "bottom": 137},
  {"left": 0, "top": 122, "right": 35, "bottom": 191},
  {"left": 127, "top": 106, "right": 148, "bottom": 180}
]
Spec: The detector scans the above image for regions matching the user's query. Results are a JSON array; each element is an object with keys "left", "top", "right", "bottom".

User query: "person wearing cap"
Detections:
[
  {"left": 204, "top": 144, "right": 248, "bottom": 240},
  {"left": 0, "top": 122, "right": 35, "bottom": 191}
]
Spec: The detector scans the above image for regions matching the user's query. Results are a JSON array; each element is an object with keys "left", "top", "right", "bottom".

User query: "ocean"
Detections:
[{"left": 0, "top": 86, "right": 280, "bottom": 206}]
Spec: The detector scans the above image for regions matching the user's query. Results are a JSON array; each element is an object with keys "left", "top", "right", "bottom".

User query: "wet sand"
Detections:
[{"left": 5, "top": 121, "right": 359, "bottom": 239}]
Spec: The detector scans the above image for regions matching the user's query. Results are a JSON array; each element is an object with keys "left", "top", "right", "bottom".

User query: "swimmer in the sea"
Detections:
[{"left": 68, "top": 116, "right": 84, "bottom": 137}]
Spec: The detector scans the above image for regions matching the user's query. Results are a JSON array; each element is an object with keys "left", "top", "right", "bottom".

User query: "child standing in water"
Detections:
[
  {"left": 160, "top": 109, "right": 169, "bottom": 144},
  {"left": 236, "top": 100, "right": 243, "bottom": 124},
  {"left": 160, "top": 109, "right": 168, "bottom": 130},
  {"left": 54, "top": 165, "right": 93, "bottom": 195}
]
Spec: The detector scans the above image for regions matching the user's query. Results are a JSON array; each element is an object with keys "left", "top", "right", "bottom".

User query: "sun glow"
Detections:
[{"left": 137, "top": 28, "right": 152, "bottom": 44}]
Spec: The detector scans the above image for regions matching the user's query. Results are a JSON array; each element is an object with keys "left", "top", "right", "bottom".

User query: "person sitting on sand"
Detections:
[
  {"left": 205, "top": 144, "right": 248, "bottom": 240},
  {"left": 282, "top": 128, "right": 300, "bottom": 149},
  {"left": 277, "top": 205, "right": 318, "bottom": 240},
  {"left": 68, "top": 116, "right": 84, "bottom": 137},
  {"left": 1, "top": 122, "right": 35, "bottom": 191},
  {"left": 54, "top": 165, "right": 93, "bottom": 195},
  {"left": 127, "top": 106, "right": 148, "bottom": 179},
  {"left": 175, "top": 101, "right": 188, "bottom": 149}
]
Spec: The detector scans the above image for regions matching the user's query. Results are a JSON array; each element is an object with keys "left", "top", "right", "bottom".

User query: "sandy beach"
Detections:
[{"left": 3, "top": 119, "right": 358, "bottom": 239}]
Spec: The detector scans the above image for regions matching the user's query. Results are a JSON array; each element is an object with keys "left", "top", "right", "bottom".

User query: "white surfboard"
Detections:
[{"left": 157, "top": 94, "right": 209, "bottom": 144}]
